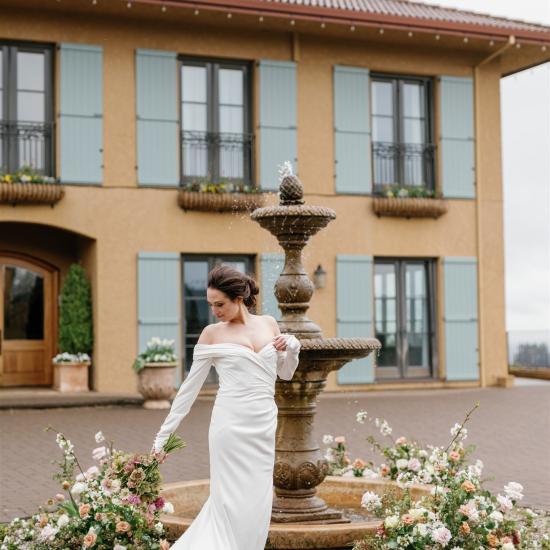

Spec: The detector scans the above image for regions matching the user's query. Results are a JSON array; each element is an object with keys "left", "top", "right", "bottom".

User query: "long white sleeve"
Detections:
[
  {"left": 153, "top": 356, "right": 212, "bottom": 452},
  {"left": 276, "top": 335, "right": 301, "bottom": 381}
]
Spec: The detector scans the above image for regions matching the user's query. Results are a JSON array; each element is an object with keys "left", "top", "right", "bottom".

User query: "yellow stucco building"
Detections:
[{"left": 0, "top": 0, "right": 549, "bottom": 394}]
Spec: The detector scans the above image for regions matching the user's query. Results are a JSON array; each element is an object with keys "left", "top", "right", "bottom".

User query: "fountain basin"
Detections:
[{"left": 160, "top": 477, "right": 430, "bottom": 549}]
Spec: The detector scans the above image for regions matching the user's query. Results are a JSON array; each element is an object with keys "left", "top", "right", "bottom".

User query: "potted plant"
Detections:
[
  {"left": 53, "top": 264, "right": 93, "bottom": 392},
  {"left": 0, "top": 165, "right": 64, "bottom": 206},
  {"left": 133, "top": 337, "right": 178, "bottom": 409},
  {"left": 177, "top": 179, "right": 266, "bottom": 212},
  {"left": 372, "top": 185, "right": 448, "bottom": 219}
]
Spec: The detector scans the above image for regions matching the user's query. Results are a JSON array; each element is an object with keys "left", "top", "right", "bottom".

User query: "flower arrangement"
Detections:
[
  {"left": 133, "top": 337, "right": 177, "bottom": 373},
  {"left": 0, "top": 429, "right": 185, "bottom": 549},
  {"left": 323, "top": 404, "right": 548, "bottom": 549},
  {"left": 379, "top": 185, "right": 441, "bottom": 199},
  {"left": 53, "top": 352, "right": 91, "bottom": 364},
  {"left": 181, "top": 179, "right": 259, "bottom": 194},
  {"left": 0, "top": 165, "right": 57, "bottom": 185}
]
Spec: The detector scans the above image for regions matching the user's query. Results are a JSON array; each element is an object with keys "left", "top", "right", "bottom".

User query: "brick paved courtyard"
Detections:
[{"left": 1, "top": 381, "right": 549, "bottom": 523}]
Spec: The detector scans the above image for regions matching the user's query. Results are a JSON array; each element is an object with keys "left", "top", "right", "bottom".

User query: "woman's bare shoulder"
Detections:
[
  {"left": 261, "top": 315, "right": 281, "bottom": 335},
  {"left": 197, "top": 323, "right": 222, "bottom": 345}
]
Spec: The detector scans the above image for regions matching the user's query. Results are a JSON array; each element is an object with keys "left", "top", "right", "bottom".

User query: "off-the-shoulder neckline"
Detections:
[{"left": 195, "top": 341, "right": 274, "bottom": 355}]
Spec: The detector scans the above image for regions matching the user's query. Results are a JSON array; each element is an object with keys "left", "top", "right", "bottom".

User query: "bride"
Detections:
[{"left": 152, "top": 265, "right": 301, "bottom": 550}]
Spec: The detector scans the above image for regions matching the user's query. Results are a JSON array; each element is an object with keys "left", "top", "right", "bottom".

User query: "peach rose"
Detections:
[
  {"left": 116, "top": 521, "right": 131, "bottom": 533},
  {"left": 461, "top": 480, "right": 475, "bottom": 493},
  {"left": 79, "top": 504, "right": 91, "bottom": 518},
  {"left": 449, "top": 451, "right": 460, "bottom": 462},
  {"left": 401, "top": 514, "right": 415, "bottom": 525},
  {"left": 83, "top": 532, "right": 97, "bottom": 547},
  {"left": 486, "top": 533, "right": 499, "bottom": 548},
  {"left": 459, "top": 521, "right": 471, "bottom": 535},
  {"left": 160, "top": 540, "right": 171, "bottom": 550},
  {"left": 379, "top": 464, "right": 391, "bottom": 477}
]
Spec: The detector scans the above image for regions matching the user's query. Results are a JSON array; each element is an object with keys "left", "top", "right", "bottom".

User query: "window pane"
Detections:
[
  {"left": 0, "top": 50, "right": 3, "bottom": 88},
  {"left": 402, "top": 82, "right": 424, "bottom": 118},
  {"left": 374, "top": 263, "right": 397, "bottom": 367},
  {"left": 403, "top": 118, "right": 424, "bottom": 144},
  {"left": 405, "top": 263, "right": 430, "bottom": 368},
  {"left": 219, "top": 68, "right": 243, "bottom": 105},
  {"left": 4, "top": 266, "right": 44, "bottom": 340},
  {"left": 17, "top": 91, "right": 45, "bottom": 122},
  {"left": 219, "top": 105, "right": 243, "bottom": 134},
  {"left": 17, "top": 51, "right": 45, "bottom": 91},
  {"left": 184, "top": 262, "right": 208, "bottom": 297},
  {"left": 182, "top": 103, "right": 207, "bottom": 132},
  {"left": 372, "top": 81, "right": 393, "bottom": 116},
  {"left": 372, "top": 116, "right": 394, "bottom": 142},
  {"left": 182, "top": 65, "right": 207, "bottom": 102},
  {"left": 185, "top": 299, "right": 209, "bottom": 334}
]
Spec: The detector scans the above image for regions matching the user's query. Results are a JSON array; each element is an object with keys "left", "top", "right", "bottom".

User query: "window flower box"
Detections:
[
  {"left": 0, "top": 169, "right": 64, "bottom": 206},
  {"left": 178, "top": 181, "right": 266, "bottom": 213},
  {"left": 372, "top": 186, "right": 447, "bottom": 219}
]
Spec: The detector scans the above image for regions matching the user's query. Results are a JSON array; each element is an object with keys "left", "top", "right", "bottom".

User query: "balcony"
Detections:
[
  {"left": 0, "top": 121, "right": 63, "bottom": 207},
  {"left": 371, "top": 141, "right": 446, "bottom": 219},
  {"left": 178, "top": 131, "right": 265, "bottom": 213}
]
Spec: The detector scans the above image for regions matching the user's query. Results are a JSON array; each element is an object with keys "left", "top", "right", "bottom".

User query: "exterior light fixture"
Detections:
[{"left": 313, "top": 264, "right": 327, "bottom": 290}]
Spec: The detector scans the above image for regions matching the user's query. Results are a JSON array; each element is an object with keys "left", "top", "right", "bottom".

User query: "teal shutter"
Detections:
[
  {"left": 336, "top": 255, "right": 375, "bottom": 384},
  {"left": 136, "top": 49, "right": 179, "bottom": 186},
  {"left": 334, "top": 66, "right": 371, "bottom": 194},
  {"left": 260, "top": 253, "right": 284, "bottom": 319},
  {"left": 443, "top": 257, "right": 479, "bottom": 381},
  {"left": 440, "top": 76, "right": 475, "bottom": 198},
  {"left": 59, "top": 44, "right": 103, "bottom": 184},
  {"left": 259, "top": 61, "right": 297, "bottom": 191},
  {"left": 137, "top": 252, "right": 181, "bottom": 381}
]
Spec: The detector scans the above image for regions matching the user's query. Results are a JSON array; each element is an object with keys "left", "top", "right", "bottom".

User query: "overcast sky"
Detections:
[{"left": 418, "top": 0, "right": 550, "bottom": 332}]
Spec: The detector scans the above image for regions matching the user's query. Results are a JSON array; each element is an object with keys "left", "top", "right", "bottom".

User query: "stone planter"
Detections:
[
  {"left": 178, "top": 190, "right": 266, "bottom": 213},
  {"left": 372, "top": 197, "right": 447, "bottom": 219},
  {"left": 137, "top": 362, "right": 177, "bottom": 409},
  {"left": 53, "top": 361, "right": 91, "bottom": 392},
  {"left": 0, "top": 182, "right": 65, "bottom": 206}
]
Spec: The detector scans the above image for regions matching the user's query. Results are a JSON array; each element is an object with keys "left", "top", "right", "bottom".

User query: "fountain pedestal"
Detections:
[{"left": 251, "top": 173, "right": 380, "bottom": 524}]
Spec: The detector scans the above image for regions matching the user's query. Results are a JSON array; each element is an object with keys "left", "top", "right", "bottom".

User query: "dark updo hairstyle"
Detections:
[{"left": 207, "top": 265, "right": 260, "bottom": 309}]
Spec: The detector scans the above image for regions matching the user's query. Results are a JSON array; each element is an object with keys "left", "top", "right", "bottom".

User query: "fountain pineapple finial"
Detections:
[{"left": 278, "top": 161, "right": 304, "bottom": 206}]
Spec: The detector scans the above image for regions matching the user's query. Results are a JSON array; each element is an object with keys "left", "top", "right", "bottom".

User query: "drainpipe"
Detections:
[{"left": 473, "top": 35, "right": 515, "bottom": 387}]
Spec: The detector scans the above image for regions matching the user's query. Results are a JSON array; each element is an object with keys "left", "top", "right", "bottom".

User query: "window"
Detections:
[
  {"left": 0, "top": 42, "right": 53, "bottom": 175},
  {"left": 374, "top": 259, "right": 436, "bottom": 379},
  {"left": 371, "top": 75, "right": 434, "bottom": 192},
  {"left": 182, "top": 255, "right": 254, "bottom": 383},
  {"left": 180, "top": 58, "right": 253, "bottom": 188}
]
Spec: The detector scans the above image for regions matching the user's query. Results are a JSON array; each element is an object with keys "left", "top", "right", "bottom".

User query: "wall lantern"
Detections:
[{"left": 313, "top": 264, "right": 327, "bottom": 289}]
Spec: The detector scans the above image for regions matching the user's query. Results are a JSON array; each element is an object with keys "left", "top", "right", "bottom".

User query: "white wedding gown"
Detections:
[{"left": 153, "top": 336, "right": 301, "bottom": 550}]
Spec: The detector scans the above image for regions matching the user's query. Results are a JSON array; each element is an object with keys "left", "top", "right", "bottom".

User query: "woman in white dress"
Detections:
[{"left": 152, "top": 265, "right": 301, "bottom": 550}]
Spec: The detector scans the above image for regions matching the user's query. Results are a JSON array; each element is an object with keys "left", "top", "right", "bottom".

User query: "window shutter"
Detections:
[
  {"left": 260, "top": 253, "right": 284, "bottom": 319},
  {"left": 258, "top": 60, "right": 296, "bottom": 191},
  {"left": 336, "top": 255, "right": 375, "bottom": 384},
  {"left": 440, "top": 76, "right": 475, "bottom": 198},
  {"left": 59, "top": 44, "right": 103, "bottom": 184},
  {"left": 136, "top": 49, "right": 178, "bottom": 186},
  {"left": 137, "top": 252, "right": 181, "bottom": 381},
  {"left": 334, "top": 66, "right": 371, "bottom": 194},
  {"left": 443, "top": 257, "right": 479, "bottom": 380}
]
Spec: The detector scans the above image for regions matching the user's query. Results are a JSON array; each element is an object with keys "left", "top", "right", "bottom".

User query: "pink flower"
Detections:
[
  {"left": 155, "top": 496, "right": 166, "bottom": 510},
  {"left": 449, "top": 451, "right": 461, "bottom": 462},
  {"left": 395, "top": 437, "right": 407, "bottom": 446},
  {"left": 430, "top": 526, "right": 451, "bottom": 546},
  {"left": 126, "top": 494, "right": 141, "bottom": 505},
  {"left": 83, "top": 530, "right": 97, "bottom": 547},
  {"left": 160, "top": 540, "right": 171, "bottom": 550},
  {"left": 334, "top": 436, "right": 346, "bottom": 445}
]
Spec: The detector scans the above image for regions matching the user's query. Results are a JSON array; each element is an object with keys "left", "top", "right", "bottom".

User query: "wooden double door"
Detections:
[{"left": 0, "top": 255, "right": 56, "bottom": 387}]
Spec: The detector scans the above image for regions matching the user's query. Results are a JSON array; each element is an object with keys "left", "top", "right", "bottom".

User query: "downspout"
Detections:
[{"left": 473, "top": 35, "right": 515, "bottom": 387}]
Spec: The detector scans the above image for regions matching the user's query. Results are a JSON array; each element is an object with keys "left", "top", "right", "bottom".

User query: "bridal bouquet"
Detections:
[{"left": 0, "top": 430, "right": 184, "bottom": 550}]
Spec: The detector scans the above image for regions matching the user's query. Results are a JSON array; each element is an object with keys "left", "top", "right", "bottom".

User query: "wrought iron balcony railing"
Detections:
[
  {"left": 181, "top": 131, "right": 254, "bottom": 188},
  {"left": 372, "top": 141, "right": 436, "bottom": 192},
  {"left": 0, "top": 120, "right": 54, "bottom": 176}
]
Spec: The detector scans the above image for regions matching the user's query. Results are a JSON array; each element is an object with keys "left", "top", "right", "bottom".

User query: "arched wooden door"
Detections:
[{"left": 0, "top": 255, "right": 57, "bottom": 386}]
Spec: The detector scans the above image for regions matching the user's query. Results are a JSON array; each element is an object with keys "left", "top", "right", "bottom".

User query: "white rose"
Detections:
[
  {"left": 431, "top": 525, "right": 452, "bottom": 546},
  {"left": 489, "top": 510, "right": 503, "bottom": 524},
  {"left": 413, "top": 523, "right": 428, "bottom": 537},
  {"left": 504, "top": 481, "right": 524, "bottom": 501},
  {"left": 502, "top": 544, "right": 515, "bottom": 550},
  {"left": 162, "top": 501, "right": 175, "bottom": 514},
  {"left": 57, "top": 514, "right": 70, "bottom": 528},
  {"left": 113, "top": 545, "right": 127, "bottom": 550},
  {"left": 39, "top": 524, "right": 58, "bottom": 541},
  {"left": 94, "top": 431, "right": 105, "bottom": 443},
  {"left": 384, "top": 515, "right": 400, "bottom": 529},
  {"left": 497, "top": 493, "right": 513, "bottom": 512},
  {"left": 155, "top": 521, "right": 164, "bottom": 534},
  {"left": 92, "top": 446, "right": 107, "bottom": 461},
  {"left": 360, "top": 491, "right": 382, "bottom": 511},
  {"left": 322, "top": 434, "right": 334, "bottom": 445},
  {"left": 407, "top": 458, "right": 421, "bottom": 472},
  {"left": 70, "top": 481, "right": 87, "bottom": 499},
  {"left": 396, "top": 459, "right": 408, "bottom": 470}
]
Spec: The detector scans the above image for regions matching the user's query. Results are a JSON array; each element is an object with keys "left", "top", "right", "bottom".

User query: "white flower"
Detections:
[
  {"left": 92, "top": 446, "right": 108, "bottom": 461},
  {"left": 57, "top": 514, "right": 69, "bottom": 528},
  {"left": 413, "top": 523, "right": 429, "bottom": 537},
  {"left": 409, "top": 507, "right": 426, "bottom": 521},
  {"left": 489, "top": 510, "right": 503, "bottom": 524},
  {"left": 502, "top": 544, "right": 515, "bottom": 550},
  {"left": 407, "top": 458, "right": 421, "bottom": 472},
  {"left": 356, "top": 410, "right": 368, "bottom": 424},
  {"left": 360, "top": 491, "right": 382, "bottom": 511},
  {"left": 430, "top": 525, "right": 452, "bottom": 546},
  {"left": 70, "top": 481, "right": 87, "bottom": 499},
  {"left": 450, "top": 547, "right": 463, "bottom": 550},
  {"left": 375, "top": 418, "right": 392, "bottom": 436},
  {"left": 524, "top": 508, "right": 537, "bottom": 518},
  {"left": 396, "top": 459, "right": 408, "bottom": 470},
  {"left": 322, "top": 434, "right": 334, "bottom": 445},
  {"left": 497, "top": 493, "right": 513, "bottom": 512},
  {"left": 114, "top": 545, "right": 127, "bottom": 550},
  {"left": 155, "top": 521, "right": 164, "bottom": 534},
  {"left": 86, "top": 466, "right": 100, "bottom": 479},
  {"left": 504, "top": 481, "right": 524, "bottom": 501},
  {"left": 94, "top": 431, "right": 105, "bottom": 443},
  {"left": 384, "top": 515, "right": 400, "bottom": 529},
  {"left": 162, "top": 501, "right": 175, "bottom": 514},
  {"left": 39, "top": 524, "right": 58, "bottom": 541},
  {"left": 361, "top": 468, "right": 379, "bottom": 479},
  {"left": 450, "top": 423, "right": 468, "bottom": 441}
]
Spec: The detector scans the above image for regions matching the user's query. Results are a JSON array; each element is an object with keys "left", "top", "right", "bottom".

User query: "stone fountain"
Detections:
[{"left": 250, "top": 169, "right": 380, "bottom": 524}]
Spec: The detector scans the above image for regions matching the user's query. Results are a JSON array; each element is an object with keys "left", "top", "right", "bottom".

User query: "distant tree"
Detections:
[{"left": 513, "top": 343, "right": 550, "bottom": 368}]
